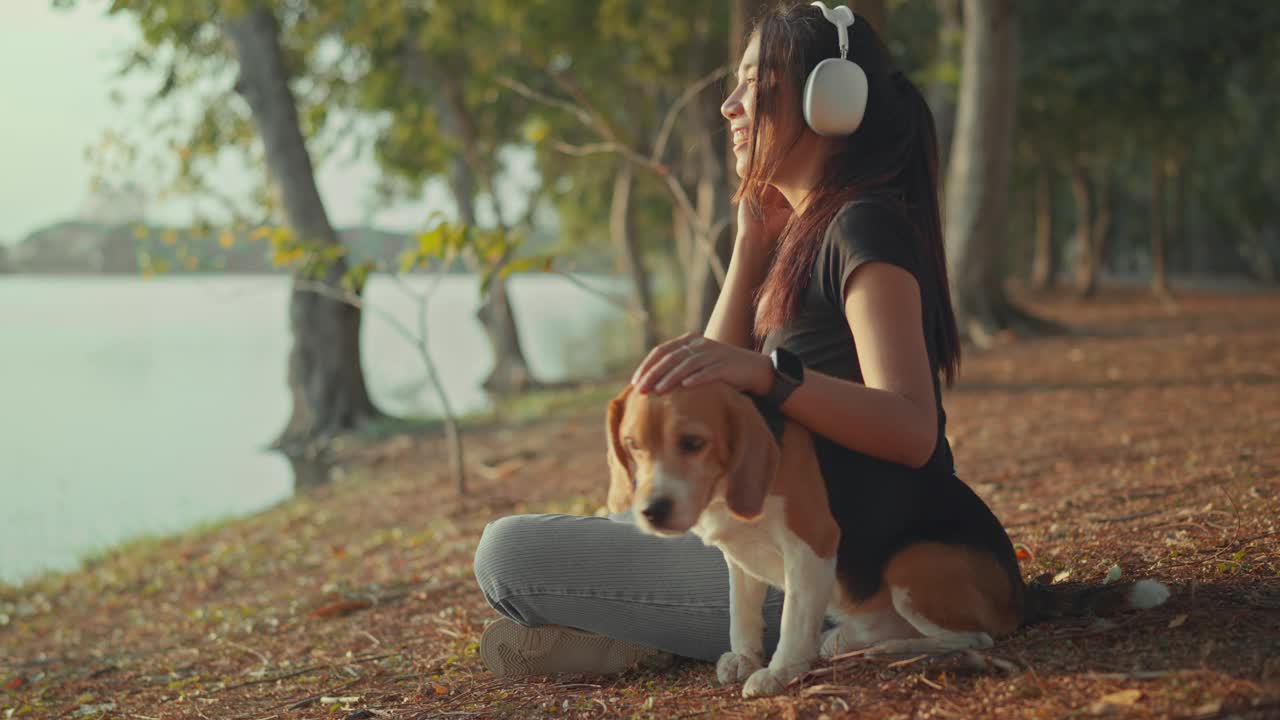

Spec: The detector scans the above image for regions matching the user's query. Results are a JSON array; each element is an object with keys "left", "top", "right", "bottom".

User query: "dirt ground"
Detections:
[{"left": 3, "top": 288, "right": 1278, "bottom": 719}]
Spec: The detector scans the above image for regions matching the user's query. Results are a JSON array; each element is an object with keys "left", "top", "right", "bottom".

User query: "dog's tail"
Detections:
[{"left": 1023, "top": 576, "right": 1170, "bottom": 624}]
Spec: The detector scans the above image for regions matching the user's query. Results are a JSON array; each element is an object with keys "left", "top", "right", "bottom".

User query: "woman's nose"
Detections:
[{"left": 721, "top": 93, "right": 742, "bottom": 121}]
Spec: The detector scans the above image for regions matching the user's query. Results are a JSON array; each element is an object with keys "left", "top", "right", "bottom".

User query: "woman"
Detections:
[{"left": 472, "top": 1, "right": 1008, "bottom": 676}]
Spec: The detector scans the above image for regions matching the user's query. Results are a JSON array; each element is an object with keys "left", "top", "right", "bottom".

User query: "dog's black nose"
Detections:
[{"left": 642, "top": 498, "right": 674, "bottom": 526}]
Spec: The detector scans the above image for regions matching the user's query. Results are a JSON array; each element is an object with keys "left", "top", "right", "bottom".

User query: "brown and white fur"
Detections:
[{"left": 605, "top": 382, "right": 1169, "bottom": 698}]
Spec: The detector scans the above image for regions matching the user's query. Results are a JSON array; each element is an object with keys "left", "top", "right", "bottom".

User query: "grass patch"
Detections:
[{"left": 351, "top": 378, "right": 627, "bottom": 444}]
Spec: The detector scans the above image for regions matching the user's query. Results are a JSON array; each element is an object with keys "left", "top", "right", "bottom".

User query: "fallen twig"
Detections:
[
  {"left": 280, "top": 678, "right": 361, "bottom": 711},
  {"left": 1090, "top": 510, "right": 1161, "bottom": 523},
  {"left": 1146, "top": 531, "right": 1277, "bottom": 572},
  {"left": 887, "top": 653, "right": 930, "bottom": 669},
  {"left": 917, "top": 673, "right": 945, "bottom": 690},
  {"left": 1086, "top": 669, "right": 1203, "bottom": 680},
  {"left": 212, "top": 653, "right": 400, "bottom": 696},
  {"left": 214, "top": 664, "right": 327, "bottom": 693}
]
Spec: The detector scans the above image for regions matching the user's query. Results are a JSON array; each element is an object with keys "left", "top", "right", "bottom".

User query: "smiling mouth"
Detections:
[{"left": 732, "top": 127, "right": 750, "bottom": 147}]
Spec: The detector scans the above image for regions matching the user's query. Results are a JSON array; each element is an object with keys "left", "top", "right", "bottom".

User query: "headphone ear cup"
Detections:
[{"left": 802, "top": 58, "right": 869, "bottom": 136}]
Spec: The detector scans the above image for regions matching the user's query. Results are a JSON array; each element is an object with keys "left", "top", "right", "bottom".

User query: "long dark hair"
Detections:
[{"left": 739, "top": 2, "right": 961, "bottom": 385}]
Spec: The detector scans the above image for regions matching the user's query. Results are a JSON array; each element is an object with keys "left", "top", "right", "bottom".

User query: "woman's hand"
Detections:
[
  {"left": 737, "top": 184, "right": 793, "bottom": 247},
  {"left": 631, "top": 333, "right": 773, "bottom": 396}
]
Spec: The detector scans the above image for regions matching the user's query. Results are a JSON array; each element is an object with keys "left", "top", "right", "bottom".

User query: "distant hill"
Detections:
[
  {"left": 8, "top": 220, "right": 142, "bottom": 274},
  {"left": 4, "top": 219, "right": 613, "bottom": 276}
]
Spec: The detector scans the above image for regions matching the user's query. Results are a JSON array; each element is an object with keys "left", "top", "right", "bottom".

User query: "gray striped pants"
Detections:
[{"left": 472, "top": 512, "right": 785, "bottom": 663}]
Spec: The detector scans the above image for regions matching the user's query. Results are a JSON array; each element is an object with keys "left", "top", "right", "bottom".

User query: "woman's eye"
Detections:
[
  {"left": 623, "top": 437, "right": 638, "bottom": 450},
  {"left": 678, "top": 435, "right": 707, "bottom": 454}
]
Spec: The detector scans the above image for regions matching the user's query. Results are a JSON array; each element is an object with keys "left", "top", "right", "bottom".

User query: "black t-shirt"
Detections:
[
  {"left": 761, "top": 200, "right": 1019, "bottom": 600},
  {"left": 761, "top": 198, "right": 953, "bottom": 478}
]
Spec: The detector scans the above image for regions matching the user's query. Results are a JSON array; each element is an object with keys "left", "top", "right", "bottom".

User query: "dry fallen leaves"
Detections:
[
  {"left": 308, "top": 598, "right": 374, "bottom": 619},
  {"left": 1088, "top": 688, "right": 1143, "bottom": 715},
  {"left": 3, "top": 291, "right": 1278, "bottom": 720}
]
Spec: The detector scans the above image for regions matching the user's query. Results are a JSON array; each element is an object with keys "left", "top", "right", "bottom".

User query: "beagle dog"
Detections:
[{"left": 605, "top": 382, "right": 1168, "bottom": 698}]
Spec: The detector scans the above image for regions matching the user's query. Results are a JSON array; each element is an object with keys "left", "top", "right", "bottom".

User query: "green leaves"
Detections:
[
  {"left": 388, "top": 218, "right": 548, "bottom": 296},
  {"left": 482, "top": 253, "right": 556, "bottom": 296},
  {"left": 398, "top": 221, "right": 473, "bottom": 274}
]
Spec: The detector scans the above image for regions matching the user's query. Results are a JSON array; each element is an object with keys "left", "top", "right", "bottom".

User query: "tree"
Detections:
[
  {"left": 944, "top": 0, "right": 1048, "bottom": 344},
  {"left": 1027, "top": 159, "right": 1056, "bottom": 290},
  {"left": 1017, "top": 1, "right": 1130, "bottom": 298},
  {"left": 494, "top": 0, "right": 733, "bottom": 339},
  {"left": 925, "top": 0, "right": 962, "bottom": 170},
  {"left": 222, "top": 7, "right": 379, "bottom": 474},
  {"left": 1094, "top": 1, "right": 1277, "bottom": 297},
  {"left": 301, "top": 3, "right": 542, "bottom": 398},
  {"left": 82, "top": 0, "right": 383, "bottom": 483}
]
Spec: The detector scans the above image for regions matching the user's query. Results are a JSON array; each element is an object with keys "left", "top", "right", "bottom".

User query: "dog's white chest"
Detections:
[{"left": 692, "top": 498, "right": 788, "bottom": 588}]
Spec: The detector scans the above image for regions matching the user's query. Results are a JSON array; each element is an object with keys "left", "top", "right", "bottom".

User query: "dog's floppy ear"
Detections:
[
  {"left": 605, "top": 385, "right": 635, "bottom": 512},
  {"left": 725, "top": 396, "right": 780, "bottom": 520}
]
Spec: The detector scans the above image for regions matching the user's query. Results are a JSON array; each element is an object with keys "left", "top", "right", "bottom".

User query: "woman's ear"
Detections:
[
  {"left": 724, "top": 397, "right": 780, "bottom": 520},
  {"left": 605, "top": 386, "right": 635, "bottom": 512}
]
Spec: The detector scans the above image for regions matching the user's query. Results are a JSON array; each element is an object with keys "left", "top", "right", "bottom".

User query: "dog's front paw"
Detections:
[
  {"left": 715, "top": 651, "right": 763, "bottom": 685},
  {"left": 742, "top": 666, "right": 791, "bottom": 698}
]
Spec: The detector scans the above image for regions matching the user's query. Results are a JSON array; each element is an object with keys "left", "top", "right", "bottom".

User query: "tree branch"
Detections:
[
  {"left": 499, "top": 68, "right": 729, "bottom": 285},
  {"left": 550, "top": 140, "right": 727, "bottom": 284},
  {"left": 548, "top": 68, "right": 622, "bottom": 144},
  {"left": 494, "top": 74, "right": 600, "bottom": 132},
  {"left": 651, "top": 65, "right": 731, "bottom": 163}
]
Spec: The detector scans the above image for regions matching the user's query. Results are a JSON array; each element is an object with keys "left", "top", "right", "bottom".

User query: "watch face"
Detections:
[{"left": 773, "top": 348, "right": 803, "bottom": 383}]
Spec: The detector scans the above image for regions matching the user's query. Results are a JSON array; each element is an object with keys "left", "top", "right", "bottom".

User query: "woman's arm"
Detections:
[
  {"left": 705, "top": 189, "right": 792, "bottom": 347},
  {"left": 703, "top": 235, "right": 773, "bottom": 347},
  {"left": 776, "top": 261, "right": 939, "bottom": 468}
]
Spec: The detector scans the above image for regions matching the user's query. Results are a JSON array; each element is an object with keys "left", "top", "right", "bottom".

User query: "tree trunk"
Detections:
[
  {"left": 928, "top": 0, "right": 962, "bottom": 173},
  {"left": 224, "top": 6, "right": 378, "bottom": 464},
  {"left": 1167, "top": 155, "right": 1186, "bottom": 274},
  {"left": 1151, "top": 154, "right": 1170, "bottom": 297},
  {"left": 944, "top": 0, "right": 1046, "bottom": 344},
  {"left": 402, "top": 44, "right": 535, "bottom": 398},
  {"left": 1068, "top": 163, "right": 1098, "bottom": 296},
  {"left": 435, "top": 70, "right": 534, "bottom": 398},
  {"left": 1089, "top": 170, "right": 1114, "bottom": 293},
  {"left": 1029, "top": 163, "right": 1055, "bottom": 290},
  {"left": 610, "top": 162, "right": 659, "bottom": 349},
  {"left": 684, "top": 94, "right": 731, "bottom": 334},
  {"left": 1249, "top": 223, "right": 1280, "bottom": 283},
  {"left": 476, "top": 279, "right": 531, "bottom": 395}
]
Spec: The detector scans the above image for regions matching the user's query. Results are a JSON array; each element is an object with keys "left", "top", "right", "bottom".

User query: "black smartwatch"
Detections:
[{"left": 762, "top": 347, "right": 804, "bottom": 408}]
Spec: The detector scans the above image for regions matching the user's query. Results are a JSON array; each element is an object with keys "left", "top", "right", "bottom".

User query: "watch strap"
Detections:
[{"left": 763, "top": 347, "right": 803, "bottom": 409}]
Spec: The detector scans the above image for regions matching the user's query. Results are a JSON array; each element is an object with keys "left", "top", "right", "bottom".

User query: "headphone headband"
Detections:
[
  {"left": 803, "top": 2, "right": 867, "bottom": 136},
  {"left": 810, "top": 2, "right": 856, "bottom": 60}
]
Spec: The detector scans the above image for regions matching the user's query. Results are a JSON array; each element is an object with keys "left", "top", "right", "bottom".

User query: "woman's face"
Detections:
[
  {"left": 722, "top": 33, "right": 808, "bottom": 182},
  {"left": 721, "top": 35, "right": 762, "bottom": 180}
]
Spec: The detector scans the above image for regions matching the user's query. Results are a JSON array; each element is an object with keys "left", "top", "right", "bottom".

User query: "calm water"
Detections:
[{"left": 0, "top": 274, "right": 624, "bottom": 584}]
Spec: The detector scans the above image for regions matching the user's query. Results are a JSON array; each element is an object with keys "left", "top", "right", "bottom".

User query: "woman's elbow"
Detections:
[{"left": 902, "top": 424, "right": 938, "bottom": 470}]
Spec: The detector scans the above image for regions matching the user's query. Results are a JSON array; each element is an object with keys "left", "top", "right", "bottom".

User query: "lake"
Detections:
[{"left": 0, "top": 274, "right": 626, "bottom": 584}]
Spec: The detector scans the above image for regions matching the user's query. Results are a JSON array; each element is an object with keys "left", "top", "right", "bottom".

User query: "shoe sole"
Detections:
[{"left": 480, "top": 618, "right": 659, "bottom": 677}]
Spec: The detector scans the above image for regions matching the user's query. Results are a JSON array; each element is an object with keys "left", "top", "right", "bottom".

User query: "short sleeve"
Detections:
[{"left": 817, "top": 201, "right": 922, "bottom": 310}]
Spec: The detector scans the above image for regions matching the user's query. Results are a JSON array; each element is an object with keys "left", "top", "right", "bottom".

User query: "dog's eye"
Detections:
[{"left": 678, "top": 435, "right": 706, "bottom": 454}]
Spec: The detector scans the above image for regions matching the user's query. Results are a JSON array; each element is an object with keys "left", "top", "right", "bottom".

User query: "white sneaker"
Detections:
[{"left": 479, "top": 617, "right": 672, "bottom": 677}]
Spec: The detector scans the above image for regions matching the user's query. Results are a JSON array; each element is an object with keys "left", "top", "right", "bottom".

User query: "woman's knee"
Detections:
[{"left": 473, "top": 514, "right": 544, "bottom": 601}]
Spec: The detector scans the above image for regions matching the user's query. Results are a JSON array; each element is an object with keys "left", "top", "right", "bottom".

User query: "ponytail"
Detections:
[{"left": 894, "top": 73, "right": 961, "bottom": 386}]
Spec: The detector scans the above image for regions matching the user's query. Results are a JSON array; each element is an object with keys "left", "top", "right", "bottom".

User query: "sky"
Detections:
[{"left": 0, "top": 1, "right": 532, "bottom": 244}]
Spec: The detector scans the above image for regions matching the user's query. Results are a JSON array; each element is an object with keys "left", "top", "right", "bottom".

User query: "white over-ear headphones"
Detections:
[{"left": 802, "top": 2, "right": 869, "bottom": 136}]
